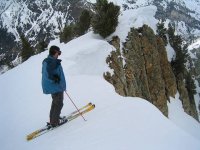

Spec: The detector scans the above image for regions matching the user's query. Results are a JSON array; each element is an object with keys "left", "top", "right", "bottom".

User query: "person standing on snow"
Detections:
[{"left": 42, "top": 45, "right": 67, "bottom": 127}]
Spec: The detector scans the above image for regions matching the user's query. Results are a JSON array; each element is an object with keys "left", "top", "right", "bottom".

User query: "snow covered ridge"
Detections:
[{"left": 0, "top": 31, "right": 200, "bottom": 150}]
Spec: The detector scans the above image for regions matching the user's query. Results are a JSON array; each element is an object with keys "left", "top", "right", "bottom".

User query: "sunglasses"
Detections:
[{"left": 57, "top": 51, "right": 61, "bottom": 55}]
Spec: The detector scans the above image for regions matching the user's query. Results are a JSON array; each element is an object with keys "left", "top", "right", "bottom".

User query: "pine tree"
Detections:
[
  {"left": 91, "top": 0, "right": 120, "bottom": 38},
  {"left": 171, "top": 37, "right": 189, "bottom": 76},
  {"left": 156, "top": 20, "right": 167, "bottom": 46},
  {"left": 168, "top": 24, "right": 189, "bottom": 76},
  {"left": 168, "top": 23, "right": 197, "bottom": 105},
  {"left": 20, "top": 34, "right": 34, "bottom": 62},
  {"left": 36, "top": 40, "right": 48, "bottom": 54},
  {"left": 76, "top": 9, "right": 91, "bottom": 36},
  {"left": 0, "top": 28, "right": 16, "bottom": 67},
  {"left": 167, "top": 23, "right": 175, "bottom": 46},
  {"left": 60, "top": 24, "right": 75, "bottom": 43},
  {"left": 185, "top": 73, "right": 196, "bottom": 104}
]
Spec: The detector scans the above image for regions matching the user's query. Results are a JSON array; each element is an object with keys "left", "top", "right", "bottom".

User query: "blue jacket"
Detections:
[{"left": 42, "top": 55, "right": 66, "bottom": 94}]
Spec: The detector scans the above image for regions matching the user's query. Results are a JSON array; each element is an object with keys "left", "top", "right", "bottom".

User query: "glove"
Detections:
[{"left": 53, "top": 74, "right": 60, "bottom": 84}]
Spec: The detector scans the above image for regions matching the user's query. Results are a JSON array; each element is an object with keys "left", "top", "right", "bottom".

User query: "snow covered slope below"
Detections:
[{"left": 0, "top": 32, "right": 200, "bottom": 150}]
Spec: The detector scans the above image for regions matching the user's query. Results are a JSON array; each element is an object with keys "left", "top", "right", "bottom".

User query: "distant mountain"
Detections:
[
  {"left": 119, "top": 0, "right": 200, "bottom": 40},
  {"left": 0, "top": 0, "right": 92, "bottom": 73},
  {"left": 0, "top": 0, "right": 92, "bottom": 41}
]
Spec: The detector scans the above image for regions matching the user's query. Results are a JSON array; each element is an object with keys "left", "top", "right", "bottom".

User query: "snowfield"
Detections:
[{"left": 1, "top": 1, "right": 200, "bottom": 149}]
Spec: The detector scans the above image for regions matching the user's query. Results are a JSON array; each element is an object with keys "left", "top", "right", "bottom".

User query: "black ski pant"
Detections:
[{"left": 50, "top": 92, "right": 64, "bottom": 125}]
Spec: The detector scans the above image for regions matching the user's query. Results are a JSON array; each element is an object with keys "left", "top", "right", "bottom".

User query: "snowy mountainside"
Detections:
[
  {"left": 1, "top": 0, "right": 200, "bottom": 74},
  {"left": 0, "top": 31, "right": 200, "bottom": 150},
  {"left": 99, "top": 0, "right": 200, "bottom": 39},
  {"left": 0, "top": 0, "right": 91, "bottom": 42},
  {"left": 0, "top": 0, "right": 92, "bottom": 72},
  {"left": 0, "top": 3, "right": 200, "bottom": 148},
  {"left": 0, "top": 0, "right": 12, "bottom": 14}
]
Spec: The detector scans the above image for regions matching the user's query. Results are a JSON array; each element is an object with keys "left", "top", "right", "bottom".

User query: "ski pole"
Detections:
[{"left": 64, "top": 91, "right": 87, "bottom": 121}]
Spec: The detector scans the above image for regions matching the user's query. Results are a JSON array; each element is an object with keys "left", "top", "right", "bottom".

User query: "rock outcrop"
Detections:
[{"left": 104, "top": 25, "right": 198, "bottom": 120}]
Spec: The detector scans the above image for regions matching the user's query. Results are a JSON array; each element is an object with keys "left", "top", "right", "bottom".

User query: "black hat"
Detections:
[{"left": 49, "top": 45, "right": 61, "bottom": 56}]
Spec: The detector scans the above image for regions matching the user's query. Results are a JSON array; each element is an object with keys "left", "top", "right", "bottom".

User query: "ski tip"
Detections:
[
  {"left": 26, "top": 130, "right": 40, "bottom": 141},
  {"left": 26, "top": 135, "right": 34, "bottom": 141}
]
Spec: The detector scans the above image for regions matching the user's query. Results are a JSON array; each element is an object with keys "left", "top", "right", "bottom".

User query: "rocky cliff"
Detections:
[{"left": 104, "top": 25, "right": 199, "bottom": 120}]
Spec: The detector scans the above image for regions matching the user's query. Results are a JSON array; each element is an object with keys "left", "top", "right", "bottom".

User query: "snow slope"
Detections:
[
  {"left": 0, "top": 31, "right": 200, "bottom": 150},
  {"left": 1, "top": 2, "right": 200, "bottom": 150}
]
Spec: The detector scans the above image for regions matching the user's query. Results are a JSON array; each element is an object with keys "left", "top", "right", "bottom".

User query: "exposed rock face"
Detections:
[
  {"left": 104, "top": 25, "right": 199, "bottom": 120},
  {"left": 156, "top": 38, "right": 177, "bottom": 98},
  {"left": 104, "top": 25, "right": 198, "bottom": 120},
  {"left": 104, "top": 25, "right": 177, "bottom": 117}
]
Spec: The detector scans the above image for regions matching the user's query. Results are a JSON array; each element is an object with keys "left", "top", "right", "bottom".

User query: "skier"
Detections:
[{"left": 42, "top": 45, "right": 67, "bottom": 127}]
